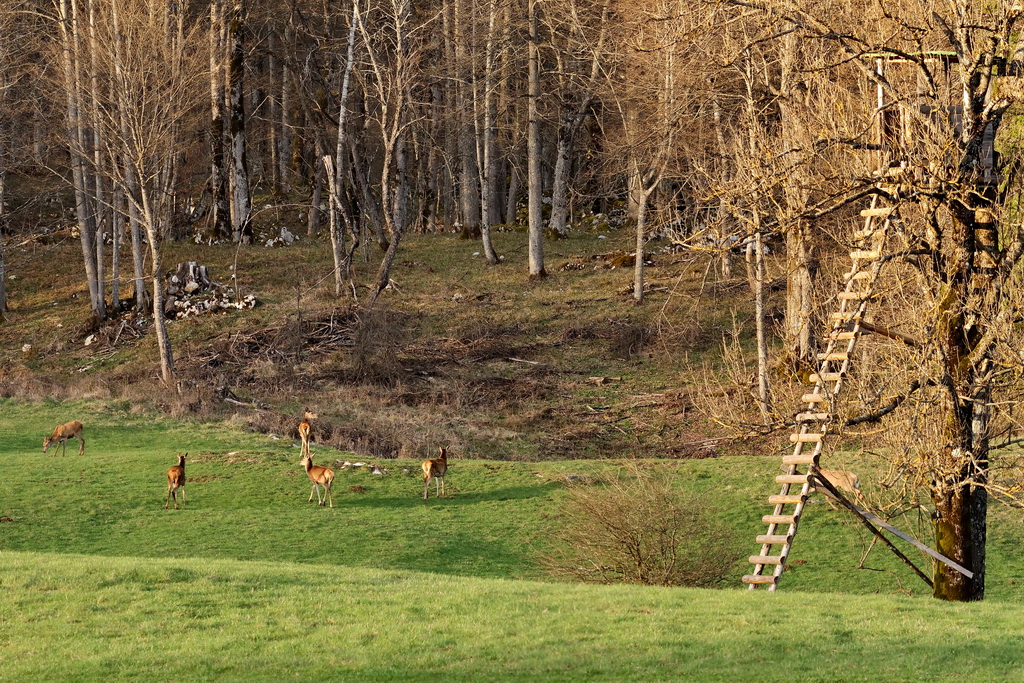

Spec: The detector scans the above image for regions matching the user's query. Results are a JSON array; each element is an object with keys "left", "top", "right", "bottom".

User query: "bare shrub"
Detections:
[
  {"left": 607, "top": 321, "right": 651, "bottom": 360},
  {"left": 349, "top": 309, "right": 407, "bottom": 385},
  {"left": 539, "top": 463, "right": 743, "bottom": 587}
]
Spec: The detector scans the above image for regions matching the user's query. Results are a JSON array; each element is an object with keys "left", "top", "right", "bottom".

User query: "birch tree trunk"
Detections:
[
  {"left": 326, "top": 0, "right": 359, "bottom": 298},
  {"left": 526, "top": 0, "right": 546, "bottom": 278},
  {"left": 478, "top": 0, "right": 499, "bottom": 264},
  {"left": 745, "top": 226, "right": 771, "bottom": 420},
  {"left": 227, "top": 0, "right": 251, "bottom": 243},
  {"left": 209, "top": 0, "right": 230, "bottom": 239}
]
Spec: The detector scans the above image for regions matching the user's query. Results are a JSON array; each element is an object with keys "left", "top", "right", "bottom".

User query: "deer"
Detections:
[
  {"left": 298, "top": 411, "right": 318, "bottom": 459},
  {"left": 422, "top": 446, "right": 448, "bottom": 500},
  {"left": 810, "top": 467, "right": 863, "bottom": 510},
  {"left": 165, "top": 453, "right": 187, "bottom": 509},
  {"left": 300, "top": 452, "right": 334, "bottom": 507},
  {"left": 43, "top": 421, "right": 85, "bottom": 457}
]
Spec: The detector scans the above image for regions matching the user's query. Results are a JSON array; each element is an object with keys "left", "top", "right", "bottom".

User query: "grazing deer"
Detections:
[
  {"left": 298, "top": 411, "right": 318, "bottom": 458},
  {"left": 301, "top": 452, "right": 334, "bottom": 507},
  {"left": 165, "top": 453, "right": 187, "bottom": 509},
  {"left": 811, "top": 467, "right": 863, "bottom": 509},
  {"left": 422, "top": 446, "right": 448, "bottom": 500},
  {"left": 43, "top": 421, "right": 85, "bottom": 457}
]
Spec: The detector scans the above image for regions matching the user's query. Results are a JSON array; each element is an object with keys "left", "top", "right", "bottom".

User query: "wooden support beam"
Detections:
[{"left": 857, "top": 320, "right": 921, "bottom": 347}]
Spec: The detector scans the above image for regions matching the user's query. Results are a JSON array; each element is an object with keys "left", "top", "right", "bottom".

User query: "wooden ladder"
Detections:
[{"left": 743, "top": 192, "right": 897, "bottom": 591}]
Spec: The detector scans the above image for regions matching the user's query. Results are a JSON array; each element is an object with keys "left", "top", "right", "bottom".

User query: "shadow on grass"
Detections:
[{"left": 334, "top": 482, "right": 562, "bottom": 509}]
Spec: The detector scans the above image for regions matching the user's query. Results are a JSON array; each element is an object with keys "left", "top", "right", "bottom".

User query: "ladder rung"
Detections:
[
  {"left": 830, "top": 312, "right": 862, "bottom": 321},
  {"left": 776, "top": 474, "right": 810, "bottom": 485},
  {"left": 850, "top": 250, "right": 880, "bottom": 260},
  {"left": 844, "top": 270, "right": 872, "bottom": 281},
  {"left": 809, "top": 372, "right": 843, "bottom": 382},
  {"left": 796, "top": 412, "right": 830, "bottom": 422},
  {"left": 769, "top": 494, "right": 804, "bottom": 505},
  {"left": 829, "top": 331, "right": 858, "bottom": 341},
  {"left": 801, "top": 393, "right": 827, "bottom": 404},
  {"left": 763, "top": 514, "right": 797, "bottom": 524},
  {"left": 742, "top": 574, "right": 779, "bottom": 585},
  {"left": 838, "top": 292, "right": 865, "bottom": 300},
  {"left": 782, "top": 453, "right": 816, "bottom": 466},
  {"left": 790, "top": 433, "right": 823, "bottom": 443},
  {"left": 861, "top": 207, "right": 894, "bottom": 217},
  {"left": 816, "top": 352, "right": 848, "bottom": 361},
  {"left": 756, "top": 534, "right": 791, "bottom": 545},
  {"left": 749, "top": 555, "right": 784, "bottom": 565}
]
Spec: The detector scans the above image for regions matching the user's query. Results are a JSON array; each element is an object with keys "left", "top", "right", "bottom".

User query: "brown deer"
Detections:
[
  {"left": 43, "top": 421, "right": 85, "bottom": 457},
  {"left": 422, "top": 447, "right": 448, "bottom": 500},
  {"left": 301, "top": 452, "right": 334, "bottom": 507},
  {"left": 165, "top": 453, "right": 187, "bottom": 509},
  {"left": 298, "top": 411, "right": 318, "bottom": 458},
  {"left": 810, "top": 467, "right": 863, "bottom": 509}
]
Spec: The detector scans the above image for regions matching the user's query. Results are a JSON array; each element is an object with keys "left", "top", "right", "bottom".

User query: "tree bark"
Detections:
[
  {"left": 227, "top": 0, "right": 252, "bottom": 244},
  {"left": 209, "top": 0, "right": 230, "bottom": 240},
  {"left": 526, "top": 0, "right": 546, "bottom": 278}
]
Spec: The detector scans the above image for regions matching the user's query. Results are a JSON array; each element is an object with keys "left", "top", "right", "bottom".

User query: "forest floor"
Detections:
[{"left": 0, "top": 189, "right": 808, "bottom": 463}]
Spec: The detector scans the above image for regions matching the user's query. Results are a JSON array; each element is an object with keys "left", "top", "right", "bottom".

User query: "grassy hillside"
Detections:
[
  {"left": 3, "top": 403, "right": 1024, "bottom": 679},
  {"left": 2, "top": 400, "right": 1024, "bottom": 598},
  {"left": 0, "top": 224, "right": 769, "bottom": 462},
  {"left": 4, "top": 551, "right": 1024, "bottom": 683}
]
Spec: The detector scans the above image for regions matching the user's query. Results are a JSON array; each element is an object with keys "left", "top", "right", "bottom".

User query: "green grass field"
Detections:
[{"left": 2, "top": 400, "right": 1024, "bottom": 680}]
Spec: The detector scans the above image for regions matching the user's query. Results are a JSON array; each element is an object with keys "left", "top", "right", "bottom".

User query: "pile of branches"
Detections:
[{"left": 194, "top": 309, "right": 360, "bottom": 371}]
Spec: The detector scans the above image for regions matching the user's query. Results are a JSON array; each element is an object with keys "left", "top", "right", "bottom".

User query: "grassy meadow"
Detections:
[{"left": 2, "top": 400, "right": 1024, "bottom": 680}]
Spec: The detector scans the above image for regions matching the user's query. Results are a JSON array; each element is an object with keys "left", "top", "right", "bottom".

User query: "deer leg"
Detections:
[
  {"left": 78, "top": 435, "right": 85, "bottom": 456},
  {"left": 165, "top": 486, "right": 172, "bottom": 509},
  {"left": 180, "top": 486, "right": 186, "bottom": 508},
  {"left": 325, "top": 484, "right": 333, "bottom": 508},
  {"left": 309, "top": 483, "right": 317, "bottom": 503},
  {"left": 423, "top": 476, "right": 430, "bottom": 499},
  {"left": 440, "top": 477, "right": 445, "bottom": 497}
]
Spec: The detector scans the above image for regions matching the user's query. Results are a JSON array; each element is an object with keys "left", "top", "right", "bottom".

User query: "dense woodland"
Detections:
[{"left": 2, "top": 1, "right": 1024, "bottom": 601}]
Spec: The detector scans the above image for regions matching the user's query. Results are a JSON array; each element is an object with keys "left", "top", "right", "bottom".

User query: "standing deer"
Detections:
[
  {"left": 165, "top": 453, "right": 187, "bottom": 509},
  {"left": 298, "top": 411, "right": 318, "bottom": 458},
  {"left": 422, "top": 447, "right": 448, "bottom": 500},
  {"left": 301, "top": 452, "right": 334, "bottom": 507},
  {"left": 43, "top": 421, "right": 85, "bottom": 457}
]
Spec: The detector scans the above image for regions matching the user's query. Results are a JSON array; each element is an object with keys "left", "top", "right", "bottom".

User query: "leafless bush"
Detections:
[
  {"left": 607, "top": 321, "right": 651, "bottom": 360},
  {"left": 349, "top": 309, "right": 407, "bottom": 385},
  {"left": 539, "top": 463, "right": 743, "bottom": 587}
]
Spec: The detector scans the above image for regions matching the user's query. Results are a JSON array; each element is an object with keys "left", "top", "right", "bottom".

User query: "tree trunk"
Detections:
[
  {"left": 478, "top": 0, "right": 499, "bottom": 264},
  {"left": 0, "top": 162, "right": 7, "bottom": 317},
  {"left": 454, "top": 0, "right": 481, "bottom": 240},
  {"left": 779, "top": 28, "right": 817, "bottom": 368},
  {"left": 746, "top": 227, "right": 772, "bottom": 420},
  {"left": 632, "top": 187, "right": 648, "bottom": 302},
  {"left": 526, "top": 0, "right": 545, "bottom": 278},
  {"left": 327, "top": 1, "right": 358, "bottom": 297},
  {"left": 57, "top": 0, "right": 104, "bottom": 321},
  {"left": 209, "top": 0, "right": 230, "bottom": 240},
  {"left": 227, "top": 0, "right": 251, "bottom": 244},
  {"left": 140, "top": 192, "right": 174, "bottom": 385}
]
